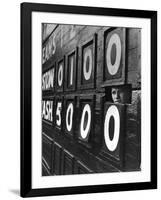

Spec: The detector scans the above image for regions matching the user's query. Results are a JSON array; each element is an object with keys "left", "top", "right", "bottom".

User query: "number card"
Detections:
[
  {"left": 42, "top": 65, "right": 55, "bottom": 93},
  {"left": 103, "top": 28, "right": 126, "bottom": 86},
  {"left": 65, "top": 48, "right": 78, "bottom": 91},
  {"left": 102, "top": 102, "right": 126, "bottom": 168},
  {"left": 42, "top": 98, "right": 54, "bottom": 125},
  {"left": 77, "top": 95, "right": 95, "bottom": 149},
  {"left": 56, "top": 58, "right": 65, "bottom": 92},
  {"left": 54, "top": 97, "right": 63, "bottom": 131},
  {"left": 79, "top": 34, "right": 97, "bottom": 89},
  {"left": 64, "top": 96, "right": 77, "bottom": 137}
]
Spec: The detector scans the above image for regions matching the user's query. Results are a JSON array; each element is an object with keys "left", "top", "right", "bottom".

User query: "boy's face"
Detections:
[{"left": 111, "top": 87, "right": 126, "bottom": 103}]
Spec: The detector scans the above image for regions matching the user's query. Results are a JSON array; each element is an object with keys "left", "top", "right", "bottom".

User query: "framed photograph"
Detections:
[{"left": 21, "top": 2, "right": 157, "bottom": 197}]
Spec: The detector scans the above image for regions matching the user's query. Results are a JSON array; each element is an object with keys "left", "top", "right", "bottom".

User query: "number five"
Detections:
[{"left": 56, "top": 102, "right": 62, "bottom": 126}]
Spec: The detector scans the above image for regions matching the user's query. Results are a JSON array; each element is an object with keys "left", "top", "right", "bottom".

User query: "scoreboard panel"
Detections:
[
  {"left": 54, "top": 96, "right": 63, "bottom": 131},
  {"left": 42, "top": 98, "right": 54, "bottom": 126},
  {"left": 76, "top": 95, "right": 95, "bottom": 149},
  {"left": 56, "top": 57, "right": 65, "bottom": 93},
  {"left": 65, "top": 48, "right": 78, "bottom": 91},
  {"left": 64, "top": 95, "right": 77, "bottom": 137},
  {"left": 101, "top": 102, "right": 126, "bottom": 169},
  {"left": 79, "top": 34, "right": 97, "bottom": 89},
  {"left": 42, "top": 24, "right": 141, "bottom": 175},
  {"left": 103, "top": 28, "right": 126, "bottom": 86}
]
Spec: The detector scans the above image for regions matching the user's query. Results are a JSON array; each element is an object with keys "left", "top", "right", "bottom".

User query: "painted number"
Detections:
[
  {"left": 80, "top": 104, "right": 91, "bottom": 139},
  {"left": 69, "top": 57, "right": 74, "bottom": 86},
  {"left": 104, "top": 105, "right": 120, "bottom": 151},
  {"left": 106, "top": 33, "right": 121, "bottom": 75},
  {"left": 56, "top": 102, "right": 62, "bottom": 126},
  {"left": 58, "top": 64, "right": 63, "bottom": 87},
  {"left": 66, "top": 103, "right": 74, "bottom": 131},
  {"left": 83, "top": 48, "right": 92, "bottom": 80}
]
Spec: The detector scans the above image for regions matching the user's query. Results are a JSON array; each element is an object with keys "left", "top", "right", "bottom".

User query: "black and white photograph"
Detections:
[
  {"left": 42, "top": 23, "right": 141, "bottom": 176},
  {"left": 20, "top": 3, "right": 157, "bottom": 197},
  {"left": 0, "top": 0, "right": 159, "bottom": 199}
]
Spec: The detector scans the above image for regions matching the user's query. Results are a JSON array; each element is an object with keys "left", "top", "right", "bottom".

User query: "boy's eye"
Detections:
[{"left": 112, "top": 91, "right": 116, "bottom": 95}]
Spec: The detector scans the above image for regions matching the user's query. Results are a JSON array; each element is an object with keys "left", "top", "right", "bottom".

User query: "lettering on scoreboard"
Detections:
[{"left": 42, "top": 24, "right": 141, "bottom": 175}]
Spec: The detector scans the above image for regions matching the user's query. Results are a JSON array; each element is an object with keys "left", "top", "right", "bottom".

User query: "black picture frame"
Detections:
[{"left": 21, "top": 2, "right": 157, "bottom": 197}]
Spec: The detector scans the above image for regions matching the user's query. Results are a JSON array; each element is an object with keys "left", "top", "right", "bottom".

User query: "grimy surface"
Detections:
[{"left": 42, "top": 24, "right": 141, "bottom": 176}]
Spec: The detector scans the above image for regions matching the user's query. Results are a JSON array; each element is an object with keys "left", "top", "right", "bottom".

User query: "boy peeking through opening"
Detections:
[{"left": 111, "top": 85, "right": 131, "bottom": 104}]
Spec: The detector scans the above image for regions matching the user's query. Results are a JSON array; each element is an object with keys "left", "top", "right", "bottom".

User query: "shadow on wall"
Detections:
[{"left": 9, "top": 189, "right": 19, "bottom": 196}]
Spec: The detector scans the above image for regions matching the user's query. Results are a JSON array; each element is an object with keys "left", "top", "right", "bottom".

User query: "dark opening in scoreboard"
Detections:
[{"left": 42, "top": 24, "right": 141, "bottom": 176}]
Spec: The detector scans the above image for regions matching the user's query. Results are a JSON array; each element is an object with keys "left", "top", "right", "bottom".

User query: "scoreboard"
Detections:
[{"left": 42, "top": 24, "right": 141, "bottom": 175}]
